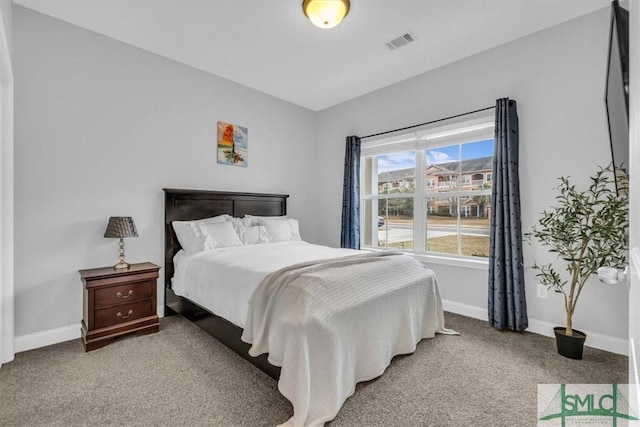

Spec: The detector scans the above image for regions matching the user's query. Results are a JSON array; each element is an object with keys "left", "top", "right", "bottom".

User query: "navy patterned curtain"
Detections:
[
  {"left": 488, "top": 98, "right": 528, "bottom": 331},
  {"left": 341, "top": 136, "right": 361, "bottom": 249}
]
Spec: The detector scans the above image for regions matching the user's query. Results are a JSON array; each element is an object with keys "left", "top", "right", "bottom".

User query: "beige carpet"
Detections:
[{"left": 0, "top": 313, "right": 627, "bottom": 426}]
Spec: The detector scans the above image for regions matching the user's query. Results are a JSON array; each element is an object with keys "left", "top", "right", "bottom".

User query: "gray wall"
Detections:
[
  {"left": 13, "top": 7, "right": 316, "bottom": 337},
  {"left": 0, "top": 0, "right": 12, "bottom": 55},
  {"left": 314, "top": 8, "right": 629, "bottom": 341}
]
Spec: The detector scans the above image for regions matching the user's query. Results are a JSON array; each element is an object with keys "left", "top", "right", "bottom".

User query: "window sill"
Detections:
[{"left": 361, "top": 246, "right": 489, "bottom": 271}]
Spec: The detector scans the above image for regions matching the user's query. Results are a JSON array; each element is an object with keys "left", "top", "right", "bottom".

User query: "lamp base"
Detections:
[
  {"left": 114, "top": 238, "right": 130, "bottom": 270},
  {"left": 113, "top": 261, "right": 130, "bottom": 270}
]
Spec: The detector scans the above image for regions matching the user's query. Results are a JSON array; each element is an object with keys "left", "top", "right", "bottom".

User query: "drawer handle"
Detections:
[
  {"left": 116, "top": 290, "right": 134, "bottom": 299},
  {"left": 117, "top": 310, "right": 134, "bottom": 320}
]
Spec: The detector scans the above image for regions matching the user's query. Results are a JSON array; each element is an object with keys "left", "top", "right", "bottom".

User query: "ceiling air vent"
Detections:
[{"left": 385, "top": 32, "right": 416, "bottom": 50}]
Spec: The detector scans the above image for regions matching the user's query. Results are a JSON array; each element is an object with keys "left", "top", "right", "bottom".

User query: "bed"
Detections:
[{"left": 163, "top": 189, "right": 454, "bottom": 427}]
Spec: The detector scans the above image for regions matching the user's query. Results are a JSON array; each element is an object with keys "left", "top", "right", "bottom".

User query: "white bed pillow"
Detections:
[
  {"left": 242, "top": 215, "right": 302, "bottom": 242},
  {"left": 229, "top": 217, "right": 249, "bottom": 243},
  {"left": 199, "top": 221, "right": 243, "bottom": 250},
  {"left": 172, "top": 214, "right": 231, "bottom": 253},
  {"left": 263, "top": 219, "right": 291, "bottom": 242},
  {"left": 258, "top": 217, "right": 294, "bottom": 242},
  {"left": 245, "top": 225, "right": 268, "bottom": 245},
  {"left": 289, "top": 218, "right": 302, "bottom": 241},
  {"left": 243, "top": 215, "right": 287, "bottom": 227}
]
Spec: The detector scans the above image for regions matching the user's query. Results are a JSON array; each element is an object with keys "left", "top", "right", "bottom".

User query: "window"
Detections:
[{"left": 361, "top": 113, "right": 494, "bottom": 259}]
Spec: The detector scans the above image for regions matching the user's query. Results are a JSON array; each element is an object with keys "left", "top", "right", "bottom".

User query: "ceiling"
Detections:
[{"left": 14, "top": 0, "right": 611, "bottom": 111}]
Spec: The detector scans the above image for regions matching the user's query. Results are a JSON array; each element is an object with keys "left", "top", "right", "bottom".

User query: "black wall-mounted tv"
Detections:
[{"left": 605, "top": 0, "right": 629, "bottom": 194}]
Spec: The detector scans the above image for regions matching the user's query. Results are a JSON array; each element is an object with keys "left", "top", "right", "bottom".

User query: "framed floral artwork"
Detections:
[{"left": 217, "top": 121, "right": 248, "bottom": 167}]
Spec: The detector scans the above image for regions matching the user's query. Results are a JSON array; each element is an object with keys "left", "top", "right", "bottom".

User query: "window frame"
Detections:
[{"left": 360, "top": 112, "right": 494, "bottom": 265}]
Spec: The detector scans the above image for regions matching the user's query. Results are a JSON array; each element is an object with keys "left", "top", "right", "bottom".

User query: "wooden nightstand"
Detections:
[{"left": 79, "top": 262, "right": 160, "bottom": 351}]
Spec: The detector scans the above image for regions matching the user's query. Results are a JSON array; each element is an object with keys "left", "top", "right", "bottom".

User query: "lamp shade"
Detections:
[
  {"left": 302, "top": 0, "right": 350, "bottom": 29},
  {"left": 104, "top": 217, "right": 138, "bottom": 238}
]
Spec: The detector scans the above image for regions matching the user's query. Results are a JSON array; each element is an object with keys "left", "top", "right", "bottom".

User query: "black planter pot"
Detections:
[{"left": 554, "top": 327, "right": 587, "bottom": 359}]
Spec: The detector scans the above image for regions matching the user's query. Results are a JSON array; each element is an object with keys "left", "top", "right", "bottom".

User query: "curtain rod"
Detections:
[{"left": 360, "top": 105, "right": 496, "bottom": 140}]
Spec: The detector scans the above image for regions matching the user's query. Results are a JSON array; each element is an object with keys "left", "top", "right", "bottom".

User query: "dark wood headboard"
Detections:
[{"left": 163, "top": 189, "right": 289, "bottom": 288}]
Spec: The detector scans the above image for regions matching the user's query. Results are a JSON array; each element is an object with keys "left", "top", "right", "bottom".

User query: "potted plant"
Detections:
[{"left": 526, "top": 165, "right": 628, "bottom": 359}]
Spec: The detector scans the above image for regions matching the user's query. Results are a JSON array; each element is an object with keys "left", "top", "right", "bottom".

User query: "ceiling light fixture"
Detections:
[{"left": 302, "top": 0, "right": 350, "bottom": 29}]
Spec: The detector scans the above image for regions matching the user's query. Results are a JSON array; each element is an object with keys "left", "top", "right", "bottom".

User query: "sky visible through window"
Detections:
[{"left": 377, "top": 138, "right": 493, "bottom": 173}]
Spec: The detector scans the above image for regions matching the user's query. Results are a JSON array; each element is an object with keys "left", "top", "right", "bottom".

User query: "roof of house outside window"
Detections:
[
  {"left": 378, "top": 156, "right": 493, "bottom": 182},
  {"left": 379, "top": 169, "right": 416, "bottom": 183}
]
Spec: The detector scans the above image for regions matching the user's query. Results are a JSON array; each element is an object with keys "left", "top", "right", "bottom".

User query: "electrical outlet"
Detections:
[{"left": 536, "top": 283, "right": 548, "bottom": 299}]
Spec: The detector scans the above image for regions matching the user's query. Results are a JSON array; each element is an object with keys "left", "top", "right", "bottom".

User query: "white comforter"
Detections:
[
  {"left": 172, "top": 241, "right": 359, "bottom": 328},
  {"left": 173, "top": 242, "right": 454, "bottom": 426},
  {"left": 241, "top": 250, "right": 455, "bottom": 427}
]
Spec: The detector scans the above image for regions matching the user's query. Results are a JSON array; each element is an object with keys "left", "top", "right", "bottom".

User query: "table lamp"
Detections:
[{"left": 104, "top": 216, "right": 138, "bottom": 269}]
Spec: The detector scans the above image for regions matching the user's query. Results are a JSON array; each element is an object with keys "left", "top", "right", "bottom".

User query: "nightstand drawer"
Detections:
[
  {"left": 94, "top": 299, "right": 154, "bottom": 330},
  {"left": 94, "top": 281, "right": 153, "bottom": 309}
]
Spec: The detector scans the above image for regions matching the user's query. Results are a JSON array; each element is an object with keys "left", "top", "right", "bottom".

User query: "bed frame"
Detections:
[{"left": 163, "top": 188, "right": 287, "bottom": 380}]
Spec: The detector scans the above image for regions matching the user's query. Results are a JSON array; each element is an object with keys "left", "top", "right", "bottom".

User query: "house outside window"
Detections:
[{"left": 361, "top": 113, "right": 494, "bottom": 260}]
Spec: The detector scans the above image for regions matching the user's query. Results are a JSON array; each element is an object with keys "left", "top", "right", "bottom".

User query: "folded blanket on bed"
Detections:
[{"left": 241, "top": 250, "right": 457, "bottom": 427}]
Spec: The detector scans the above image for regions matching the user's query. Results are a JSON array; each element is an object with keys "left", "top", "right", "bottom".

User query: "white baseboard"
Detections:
[
  {"left": 442, "top": 300, "right": 489, "bottom": 322},
  {"left": 14, "top": 323, "right": 81, "bottom": 353},
  {"left": 13, "top": 304, "right": 166, "bottom": 354},
  {"left": 442, "top": 299, "right": 629, "bottom": 356},
  {"left": 526, "top": 318, "right": 629, "bottom": 356}
]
